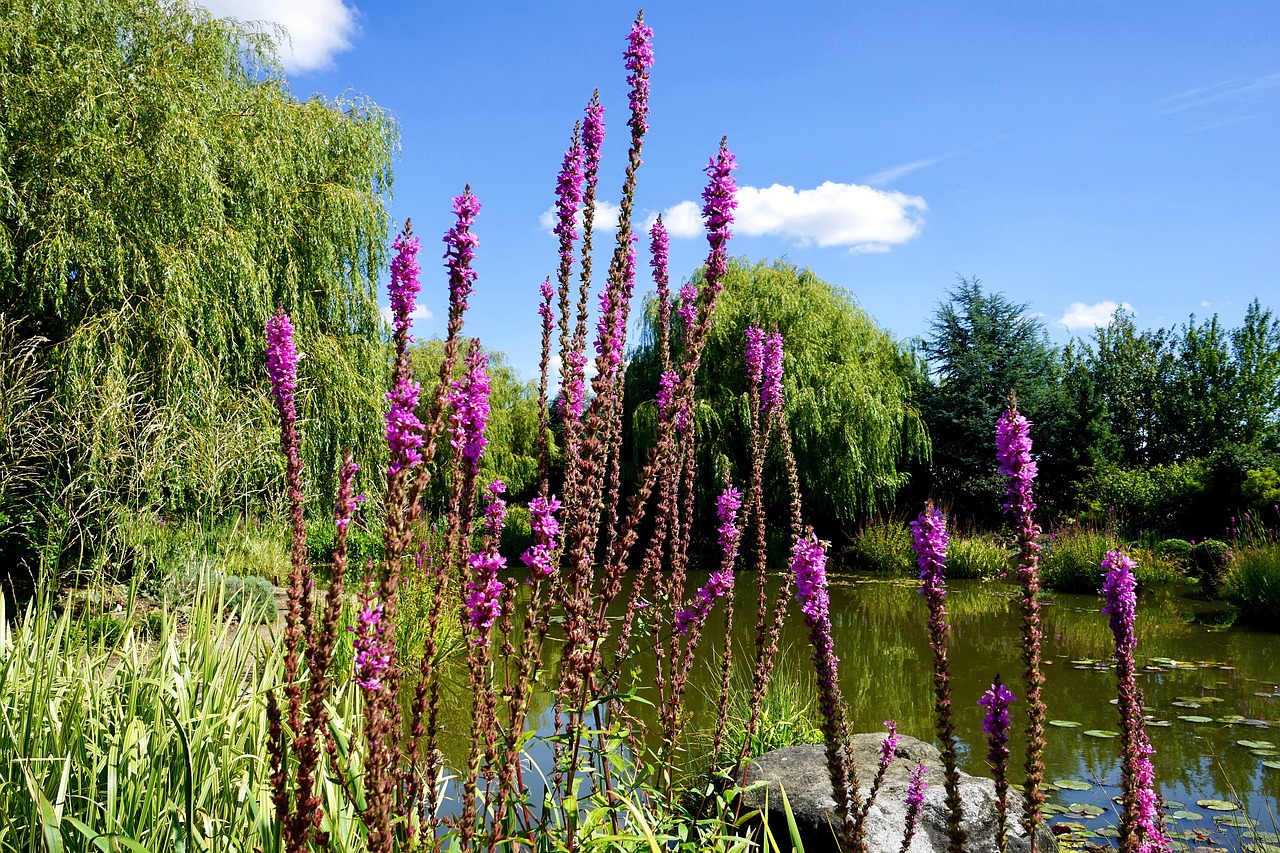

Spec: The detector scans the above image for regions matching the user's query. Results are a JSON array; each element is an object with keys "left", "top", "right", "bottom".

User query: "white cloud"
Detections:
[
  {"left": 1057, "top": 300, "right": 1133, "bottom": 331},
  {"left": 1201, "top": 299, "right": 1212, "bottom": 308},
  {"left": 541, "top": 182, "right": 927, "bottom": 253},
  {"left": 197, "top": 0, "right": 359, "bottom": 73},
  {"left": 1160, "top": 72, "right": 1280, "bottom": 114},
  {"left": 864, "top": 154, "right": 953, "bottom": 186},
  {"left": 381, "top": 305, "right": 433, "bottom": 324},
  {"left": 734, "top": 182, "right": 926, "bottom": 252}
]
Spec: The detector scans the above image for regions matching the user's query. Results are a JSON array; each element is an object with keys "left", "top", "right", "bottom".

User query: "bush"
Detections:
[
  {"left": 1041, "top": 528, "right": 1122, "bottom": 593},
  {"left": 843, "top": 518, "right": 914, "bottom": 574},
  {"left": 1192, "top": 539, "right": 1233, "bottom": 588},
  {"left": 221, "top": 574, "right": 279, "bottom": 623},
  {"left": 499, "top": 505, "right": 534, "bottom": 565},
  {"left": 1225, "top": 544, "right": 1280, "bottom": 629},
  {"left": 1129, "top": 547, "right": 1183, "bottom": 585},
  {"left": 1154, "top": 538, "right": 1193, "bottom": 572},
  {"left": 946, "top": 534, "right": 1011, "bottom": 580},
  {"left": 306, "top": 519, "right": 383, "bottom": 568},
  {"left": 1088, "top": 460, "right": 1208, "bottom": 537}
]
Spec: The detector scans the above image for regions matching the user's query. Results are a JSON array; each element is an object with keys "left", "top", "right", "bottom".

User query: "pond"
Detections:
[{"left": 431, "top": 569, "right": 1280, "bottom": 851}]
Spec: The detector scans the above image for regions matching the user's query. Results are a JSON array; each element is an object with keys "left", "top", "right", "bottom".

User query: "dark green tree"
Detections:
[
  {"left": 625, "top": 257, "right": 930, "bottom": 534},
  {"left": 0, "top": 0, "right": 396, "bottom": 567},
  {"left": 918, "top": 278, "right": 1076, "bottom": 522},
  {"left": 1083, "top": 310, "right": 1174, "bottom": 467},
  {"left": 1227, "top": 299, "right": 1280, "bottom": 449}
]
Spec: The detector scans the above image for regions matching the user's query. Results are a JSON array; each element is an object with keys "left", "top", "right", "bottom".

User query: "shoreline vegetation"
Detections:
[{"left": 2, "top": 4, "right": 1279, "bottom": 853}]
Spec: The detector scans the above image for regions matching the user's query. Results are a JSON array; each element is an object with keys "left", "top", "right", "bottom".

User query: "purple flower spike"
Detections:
[
  {"left": 980, "top": 676, "right": 1017, "bottom": 853},
  {"left": 554, "top": 132, "right": 585, "bottom": 268},
  {"left": 385, "top": 376, "right": 425, "bottom": 477},
  {"left": 880, "top": 720, "right": 900, "bottom": 771},
  {"left": 624, "top": 14, "right": 654, "bottom": 136},
  {"left": 761, "top": 332, "right": 784, "bottom": 416},
  {"left": 520, "top": 494, "right": 563, "bottom": 580},
  {"left": 562, "top": 350, "right": 587, "bottom": 420},
  {"left": 701, "top": 139, "right": 738, "bottom": 286},
  {"left": 673, "top": 484, "right": 744, "bottom": 635},
  {"left": 996, "top": 407, "right": 1038, "bottom": 520},
  {"left": 444, "top": 188, "right": 481, "bottom": 316},
  {"left": 901, "top": 764, "right": 929, "bottom": 853},
  {"left": 677, "top": 280, "right": 699, "bottom": 339},
  {"left": 483, "top": 479, "right": 506, "bottom": 539},
  {"left": 265, "top": 308, "right": 299, "bottom": 426},
  {"left": 910, "top": 505, "right": 950, "bottom": 600},
  {"left": 650, "top": 216, "right": 670, "bottom": 299},
  {"left": 745, "top": 326, "right": 765, "bottom": 388},
  {"left": 656, "top": 369, "right": 679, "bottom": 419},
  {"left": 1101, "top": 549, "right": 1139, "bottom": 643},
  {"left": 465, "top": 550, "right": 505, "bottom": 636},
  {"left": 349, "top": 595, "right": 391, "bottom": 692},
  {"left": 449, "top": 345, "right": 491, "bottom": 474},
  {"left": 791, "top": 532, "right": 830, "bottom": 624},
  {"left": 979, "top": 678, "right": 1017, "bottom": 743},
  {"left": 388, "top": 229, "right": 422, "bottom": 342}
]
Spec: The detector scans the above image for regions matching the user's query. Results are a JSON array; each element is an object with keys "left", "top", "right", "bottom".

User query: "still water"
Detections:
[{"left": 434, "top": 570, "right": 1280, "bottom": 849}]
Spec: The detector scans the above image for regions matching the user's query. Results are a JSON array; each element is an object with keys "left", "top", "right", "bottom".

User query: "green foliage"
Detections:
[
  {"left": 1086, "top": 459, "right": 1208, "bottom": 537},
  {"left": 1154, "top": 538, "right": 1194, "bottom": 572},
  {"left": 122, "top": 512, "right": 290, "bottom": 585},
  {"left": 945, "top": 534, "right": 1011, "bottom": 580},
  {"left": 918, "top": 278, "right": 1080, "bottom": 522},
  {"left": 627, "top": 257, "right": 929, "bottom": 529},
  {"left": 220, "top": 574, "right": 278, "bottom": 623},
  {"left": 1242, "top": 468, "right": 1280, "bottom": 509},
  {"left": 500, "top": 504, "right": 535, "bottom": 565},
  {"left": 1040, "top": 528, "right": 1122, "bottom": 593},
  {"left": 307, "top": 518, "right": 384, "bottom": 568},
  {"left": 843, "top": 517, "right": 914, "bottom": 574},
  {"left": 1192, "top": 539, "right": 1234, "bottom": 588},
  {"left": 1224, "top": 544, "right": 1280, "bottom": 629},
  {"left": 0, "top": 0, "right": 397, "bottom": 573}
]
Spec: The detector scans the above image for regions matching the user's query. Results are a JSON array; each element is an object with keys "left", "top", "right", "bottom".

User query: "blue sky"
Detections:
[{"left": 202, "top": 1, "right": 1280, "bottom": 379}]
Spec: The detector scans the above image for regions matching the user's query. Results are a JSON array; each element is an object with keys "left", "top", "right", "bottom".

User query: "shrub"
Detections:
[
  {"left": 1040, "top": 528, "right": 1122, "bottom": 593},
  {"left": 221, "top": 574, "right": 279, "bottom": 623},
  {"left": 1192, "top": 538, "right": 1233, "bottom": 588},
  {"left": 843, "top": 517, "right": 914, "bottom": 574},
  {"left": 1225, "top": 544, "right": 1280, "bottom": 629},
  {"left": 1129, "top": 547, "right": 1182, "bottom": 585},
  {"left": 499, "top": 504, "right": 534, "bottom": 565},
  {"left": 306, "top": 518, "right": 383, "bottom": 568},
  {"left": 945, "top": 534, "right": 1011, "bottom": 580},
  {"left": 1154, "top": 538, "right": 1193, "bottom": 572}
]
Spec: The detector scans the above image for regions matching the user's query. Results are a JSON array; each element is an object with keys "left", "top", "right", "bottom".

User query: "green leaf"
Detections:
[
  {"left": 1048, "top": 720, "right": 1083, "bottom": 728},
  {"left": 1171, "top": 811, "right": 1204, "bottom": 821},
  {"left": 1083, "top": 729, "right": 1120, "bottom": 738},
  {"left": 1196, "top": 799, "right": 1240, "bottom": 811},
  {"left": 1178, "top": 715, "right": 1215, "bottom": 724},
  {"left": 1053, "top": 779, "right": 1093, "bottom": 791}
]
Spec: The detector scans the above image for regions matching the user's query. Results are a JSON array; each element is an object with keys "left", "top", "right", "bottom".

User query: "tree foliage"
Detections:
[
  {"left": 0, "top": 0, "right": 397, "bottom": 566},
  {"left": 0, "top": 1, "right": 394, "bottom": 563},
  {"left": 625, "top": 257, "right": 929, "bottom": 531}
]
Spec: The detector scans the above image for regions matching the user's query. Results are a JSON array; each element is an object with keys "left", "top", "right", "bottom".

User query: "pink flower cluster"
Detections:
[
  {"left": 624, "top": 17, "right": 653, "bottom": 135},
  {"left": 520, "top": 494, "right": 563, "bottom": 579},
  {"left": 465, "top": 551, "right": 505, "bottom": 635},
  {"left": 350, "top": 597, "right": 391, "bottom": 692},
  {"left": 444, "top": 189, "right": 481, "bottom": 313},
  {"left": 673, "top": 485, "right": 743, "bottom": 634},
  {"left": 744, "top": 326, "right": 784, "bottom": 415},
  {"left": 791, "top": 532, "right": 830, "bottom": 624},
  {"left": 388, "top": 230, "right": 421, "bottom": 341},
  {"left": 265, "top": 309, "right": 299, "bottom": 425},
  {"left": 385, "top": 376, "right": 424, "bottom": 477},
  {"left": 700, "top": 141, "right": 738, "bottom": 284},
  {"left": 996, "top": 408, "right": 1038, "bottom": 520},
  {"left": 909, "top": 506, "right": 950, "bottom": 600},
  {"left": 449, "top": 347, "right": 491, "bottom": 474},
  {"left": 879, "top": 720, "right": 900, "bottom": 773}
]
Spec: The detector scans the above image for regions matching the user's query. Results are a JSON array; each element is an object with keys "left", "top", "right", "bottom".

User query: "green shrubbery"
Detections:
[
  {"left": 945, "top": 534, "right": 1011, "bottom": 579},
  {"left": 843, "top": 518, "right": 914, "bottom": 574},
  {"left": 1192, "top": 539, "right": 1233, "bottom": 588},
  {"left": 1040, "top": 529, "right": 1121, "bottom": 593},
  {"left": 1224, "top": 544, "right": 1280, "bottom": 627}
]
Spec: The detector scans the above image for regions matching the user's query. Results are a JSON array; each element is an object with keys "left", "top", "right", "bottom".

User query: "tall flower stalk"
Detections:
[
  {"left": 979, "top": 676, "right": 1017, "bottom": 853},
  {"left": 997, "top": 394, "right": 1048, "bottom": 851},
  {"left": 909, "top": 503, "right": 965, "bottom": 853},
  {"left": 1102, "top": 550, "right": 1170, "bottom": 853}
]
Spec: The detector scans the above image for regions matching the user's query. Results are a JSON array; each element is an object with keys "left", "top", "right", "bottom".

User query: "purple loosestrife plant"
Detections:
[
  {"left": 997, "top": 397, "right": 1049, "bottom": 850},
  {"left": 385, "top": 376, "right": 425, "bottom": 477},
  {"left": 761, "top": 331, "right": 784, "bottom": 417},
  {"left": 673, "top": 485, "right": 743, "bottom": 633},
  {"left": 857, "top": 721, "right": 900, "bottom": 826},
  {"left": 388, "top": 229, "right": 421, "bottom": 345},
  {"left": 901, "top": 764, "right": 930, "bottom": 853},
  {"left": 792, "top": 531, "right": 864, "bottom": 853},
  {"left": 521, "top": 494, "right": 563, "bottom": 580},
  {"left": 350, "top": 595, "right": 392, "bottom": 692},
  {"left": 909, "top": 503, "right": 966, "bottom": 853},
  {"left": 980, "top": 676, "right": 1018, "bottom": 853},
  {"left": 1102, "top": 550, "right": 1170, "bottom": 853},
  {"left": 450, "top": 343, "right": 491, "bottom": 476}
]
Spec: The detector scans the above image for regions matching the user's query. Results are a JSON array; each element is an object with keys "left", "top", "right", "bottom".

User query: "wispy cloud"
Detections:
[
  {"left": 543, "top": 183, "right": 927, "bottom": 253},
  {"left": 1159, "top": 72, "right": 1280, "bottom": 114},
  {"left": 864, "top": 154, "right": 955, "bottom": 187},
  {"left": 1200, "top": 299, "right": 1212, "bottom": 308},
  {"left": 197, "top": 0, "right": 359, "bottom": 72},
  {"left": 381, "top": 305, "right": 433, "bottom": 324},
  {"left": 538, "top": 200, "right": 623, "bottom": 234},
  {"left": 1185, "top": 114, "right": 1255, "bottom": 134},
  {"left": 1057, "top": 300, "right": 1132, "bottom": 331}
]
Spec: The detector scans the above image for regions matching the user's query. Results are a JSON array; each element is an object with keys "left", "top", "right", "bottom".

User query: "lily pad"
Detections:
[
  {"left": 1179, "top": 715, "right": 1215, "bottom": 724},
  {"left": 1237, "top": 740, "right": 1276, "bottom": 749},
  {"left": 1098, "top": 828, "right": 1121, "bottom": 839},
  {"left": 1262, "top": 760, "right": 1280, "bottom": 770},
  {"left": 1217, "top": 715, "right": 1248, "bottom": 724},
  {"left": 1196, "top": 799, "right": 1240, "bottom": 811},
  {"left": 1054, "top": 779, "right": 1093, "bottom": 790},
  {"left": 1215, "top": 815, "right": 1260, "bottom": 828},
  {"left": 1243, "top": 844, "right": 1280, "bottom": 853},
  {"left": 1048, "top": 720, "right": 1083, "bottom": 728},
  {"left": 1172, "top": 811, "right": 1205, "bottom": 821},
  {"left": 1148, "top": 720, "right": 1173, "bottom": 727},
  {"left": 1083, "top": 729, "right": 1120, "bottom": 738},
  {"left": 1252, "top": 750, "right": 1279, "bottom": 758},
  {"left": 1042, "top": 803, "right": 1070, "bottom": 815},
  {"left": 1067, "top": 803, "right": 1107, "bottom": 818},
  {"left": 1246, "top": 832, "right": 1280, "bottom": 843},
  {"left": 1172, "top": 701, "right": 1203, "bottom": 709}
]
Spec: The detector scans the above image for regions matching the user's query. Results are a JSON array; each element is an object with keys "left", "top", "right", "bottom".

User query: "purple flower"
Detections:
[
  {"left": 349, "top": 596, "right": 391, "bottom": 692},
  {"left": 388, "top": 229, "right": 422, "bottom": 341},
  {"left": 539, "top": 278, "right": 554, "bottom": 327},
  {"left": 465, "top": 550, "right": 505, "bottom": 636},
  {"left": 444, "top": 188, "right": 481, "bottom": 316},
  {"left": 1101, "top": 549, "right": 1139, "bottom": 645},
  {"left": 582, "top": 97, "right": 605, "bottom": 177},
  {"left": 996, "top": 408, "right": 1038, "bottom": 520},
  {"left": 979, "top": 677, "right": 1016, "bottom": 758},
  {"left": 265, "top": 308, "right": 299, "bottom": 425},
  {"left": 701, "top": 139, "right": 738, "bottom": 285},
  {"left": 385, "top": 376, "right": 425, "bottom": 477},
  {"left": 716, "top": 486, "right": 744, "bottom": 556},
  {"left": 674, "top": 567, "right": 734, "bottom": 635},
  {"left": 561, "top": 350, "right": 587, "bottom": 420},
  {"left": 761, "top": 332, "right": 784, "bottom": 416},
  {"left": 483, "top": 479, "right": 506, "bottom": 539},
  {"left": 910, "top": 506, "right": 950, "bottom": 600},
  {"left": 624, "top": 15, "right": 653, "bottom": 136},
  {"left": 650, "top": 216, "right": 669, "bottom": 299},
  {"left": 521, "top": 494, "right": 563, "bottom": 579},
  {"left": 334, "top": 458, "right": 361, "bottom": 535},
  {"left": 792, "top": 532, "right": 830, "bottom": 624},
  {"left": 745, "top": 326, "right": 765, "bottom": 388},
  {"left": 906, "top": 763, "right": 928, "bottom": 811},
  {"left": 673, "top": 485, "right": 744, "bottom": 634},
  {"left": 554, "top": 131, "right": 585, "bottom": 275},
  {"left": 879, "top": 720, "right": 900, "bottom": 772},
  {"left": 656, "top": 368, "right": 681, "bottom": 423},
  {"left": 449, "top": 345, "right": 491, "bottom": 474},
  {"left": 677, "top": 280, "right": 698, "bottom": 339}
]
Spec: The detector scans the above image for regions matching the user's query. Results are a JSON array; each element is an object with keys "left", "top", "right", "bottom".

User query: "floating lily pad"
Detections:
[
  {"left": 1148, "top": 720, "right": 1173, "bottom": 727},
  {"left": 1083, "top": 729, "right": 1120, "bottom": 738},
  {"left": 1166, "top": 800, "right": 1187, "bottom": 808},
  {"left": 1054, "top": 779, "right": 1093, "bottom": 790},
  {"left": 1172, "top": 811, "right": 1205, "bottom": 821},
  {"left": 1262, "top": 760, "right": 1280, "bottom": 770},
  {"left": 1053, "top": 821, "right": 1089, "bottom": 833},
  {"left": 1043, "top": 803, "right": 1070, "bottom": 815},
  {"left": 1070, "top": 659, "right": 1095, "bottom": 665},
  {"left": 1246, "top": 832, "right": 1280, "bottom": 843},
  {"left": 1179, "top": 715, "right": 1215, "bottom": 724},
  {"left": 1215, "top": 814, "right": 1260, "bottom": 828},
  {"left": 1049, "top": 720, "right": 1083, "bottom": 728},
  {"left": 1197, "top": 799, "right": 1240, "bottom": 811},
  {"left": 1243, "top": 844, "right": 1280, "bottom": 853},
  {"left": 1252, "top": 750, "right": 1279, "bottom": 758},
  {"left": 1098, "top": 827, "right": 1121, "bottom": 839},
  {"left": 1068, "top": 803, "right": 1107, "bottom": 818},
  {"left": 1218, "top": 715, "right": 1248, "bottom": 724},
  {"left": 1172, "top": 701, "right": 1203, "bottom": 709},
  {"left": 1238, "top": 740, "right": 1276, "bottom": 749}
]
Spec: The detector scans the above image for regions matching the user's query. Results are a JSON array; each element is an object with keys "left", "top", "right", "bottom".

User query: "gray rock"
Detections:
[{"left": 739, "top": 736, "right": 1058, "bottom": 853}]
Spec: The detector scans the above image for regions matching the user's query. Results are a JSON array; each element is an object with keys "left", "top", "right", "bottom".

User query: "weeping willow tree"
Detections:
[
  {"left": 0, "top": 0, "right": 395, "bottom": 571},
  {"left": 624, "top": 257, "right": 930, "bottom": 534}
]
